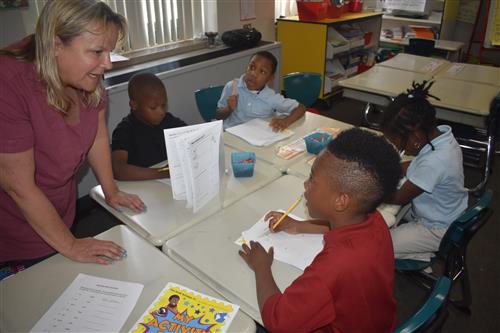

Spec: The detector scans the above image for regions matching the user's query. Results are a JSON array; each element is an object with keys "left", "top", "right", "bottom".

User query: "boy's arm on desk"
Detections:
[
  {"left": 270, "top": 104, "right": 306, "bottom": 132},
  {"left": 111, "top": 150, "right": 169, "bottom": 181}
]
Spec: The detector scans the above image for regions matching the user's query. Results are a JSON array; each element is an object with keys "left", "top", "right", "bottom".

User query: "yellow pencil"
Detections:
[
  {"left": 272, "top": 195, "right": 303, "bottom": 230},
  {"left": 158, "top": 166, "right": 169, "bottom": 172}
]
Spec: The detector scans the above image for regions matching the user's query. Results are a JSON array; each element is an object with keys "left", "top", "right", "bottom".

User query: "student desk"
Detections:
[
  {"left": 435, "top": 62, "right": 500, "bottom": 87},
  {"left": 223, "top": 112, "right": 353, "bottom": 171},
  {"left": 340, "top": 65, "right": 500, "bottom": 192},
  {"left": 90, "top": 147, "right": 282, "bottom": 246},
  {"left": 0, "top": 225, "right": 256, "bottom": 333},
  {"left": 163, "top": 175, "right": 309, "bottom": 324},
  {"left": 379, "top": 38, "right": 465, "bottom": 61},
  {"left": 376, "top": 53, "right": 449, "bottom": 74}
]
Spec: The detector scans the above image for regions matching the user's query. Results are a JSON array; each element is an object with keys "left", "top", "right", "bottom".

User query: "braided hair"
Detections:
[{"left": 381, "top": 80, "right": 440, "bottom": 151}]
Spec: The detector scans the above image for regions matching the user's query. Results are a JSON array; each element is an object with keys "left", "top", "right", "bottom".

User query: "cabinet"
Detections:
[{"left": 277, "top": 12, "right": 383, "bottom": 100}]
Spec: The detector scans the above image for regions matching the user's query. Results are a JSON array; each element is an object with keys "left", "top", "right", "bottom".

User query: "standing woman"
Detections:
[{"left": 0, "top": 0, "right": 144, "bottom": 269}]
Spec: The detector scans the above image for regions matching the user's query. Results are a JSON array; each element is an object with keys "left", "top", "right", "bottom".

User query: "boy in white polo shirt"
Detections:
[{"left": 216, "top": 51, "right": 305, "bottom": 131}]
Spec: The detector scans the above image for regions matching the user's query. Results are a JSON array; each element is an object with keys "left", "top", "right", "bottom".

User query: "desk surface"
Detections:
[
  {"left": 430, "top": 77, "right": 499, "bottom": 116},
  {"left": 0, "top": 225, "right": 255, "bottom": 333},
  {"left": 377, "top": 53, "right": 449, "bottom": 74},
  {"left": 379, "top": 37, "right": 465, "bottom": 52},
  {"left": 435, "top": 62, "right": 500, "bottom": 87},
  {"left": 340, "top": 65, "right": 431, "bottom": 97},
  {"left": 163, "top": 175, "right": 309, "bottom": 324},
  {"left": 224, "top": 113, "right": 353, "bottom": 170},
  {"left": 90, "top": 147, "right": 282, "bottom": 246}
]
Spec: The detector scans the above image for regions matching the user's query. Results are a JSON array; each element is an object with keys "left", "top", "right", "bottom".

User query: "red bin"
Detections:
[
  {"left": 296, "top": 0, "right": 328, "bottom": 21},
  {"left": 350, "top": 0, "right": 363, "bottom": 12},
  {"left": 327, "top": 3, "right": 343, "bottom": 18}
]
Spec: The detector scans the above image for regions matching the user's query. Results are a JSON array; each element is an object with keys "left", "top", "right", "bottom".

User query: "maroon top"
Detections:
[
  {"left": 0, "top": 40, "right": 105, "bottom": 262},
  {"left": 262, "top": 211, "right": 397, "bottom": 333}
]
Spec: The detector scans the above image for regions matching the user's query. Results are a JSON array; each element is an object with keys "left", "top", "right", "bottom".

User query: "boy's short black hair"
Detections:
[
  {"left": 325, "top": 128, "right": 402, "bottom": 213},
  {"left": 252, "top": 51, "right": 278, "bottom": 74},
  {"left": 168, "top": 295, "right": 180, "bottom": 301},
  {"left": 128, "top": 72, "right": 166, "bottom": 100}
]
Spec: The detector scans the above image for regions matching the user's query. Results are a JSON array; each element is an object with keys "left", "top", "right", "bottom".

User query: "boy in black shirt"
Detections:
[{"left": 111, "top": 72, "right": 186, "bottom": 180}]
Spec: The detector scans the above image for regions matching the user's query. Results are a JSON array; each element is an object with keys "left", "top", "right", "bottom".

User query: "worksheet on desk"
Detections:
[
  {"left": 31, "top": 274, "right": 143, "bottom": 333},
  {"left": 235, "top": 211, "right": 324, "bottom": 271},
  {"left": 226, "top": 118, "right": 294, "bottom": 146}
]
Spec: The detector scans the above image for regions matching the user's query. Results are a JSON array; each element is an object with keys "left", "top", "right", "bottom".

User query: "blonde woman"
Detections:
[{"left": 0, "top": 0, "right": 144, "bottom": 272}]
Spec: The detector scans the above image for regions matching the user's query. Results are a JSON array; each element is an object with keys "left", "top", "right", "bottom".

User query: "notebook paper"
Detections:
[
  {"left": 235, "top": 211, "right": 324, "bottom": 271},
  {"left": 31, "top": 274, "right": 143, "bottom": 333},
  {"left": 226, "top": 118, "right": 294, "bottom": 147}
]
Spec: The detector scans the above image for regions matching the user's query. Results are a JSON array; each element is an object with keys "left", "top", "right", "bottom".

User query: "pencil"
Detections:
[
  {"left": 232, "top": 79, "right": 237, "bottom": 95},
  {"left": 158, "top": 166, "right": 169, "bottom": 172},
  {"left": 272, "top": 195, "right": 303, "bottom": 230}
]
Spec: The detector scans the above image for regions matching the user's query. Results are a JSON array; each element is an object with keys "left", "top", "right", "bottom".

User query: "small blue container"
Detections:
[
  {"left": 304, "top": 132, "right": 332, "bottom": 155},
  {"left": 231, "top": 152, "right": 256, "bottom": 177}
]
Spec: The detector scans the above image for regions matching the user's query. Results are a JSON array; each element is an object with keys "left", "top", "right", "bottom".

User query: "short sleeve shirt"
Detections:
[
  {"left": 262, "top": 212, "right": 396, "bottom": 333},
  {"left": 111, "top": 112, "right": 187, "bottom": 167},
  {"left": 407, "top": 125, "right": 468, "bottom": 229},
  {"left": 217, "top": 74, "right": 299, "bottom": 129},
  {"left": 0, "top": 46, "right": 105, "bottom": 262}
]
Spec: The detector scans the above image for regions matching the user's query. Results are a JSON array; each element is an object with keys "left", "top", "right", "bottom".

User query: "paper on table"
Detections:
[
  {"left": 31, "top": 274, "right": 143, "bottom": 333},
  {"left": 226, "top": 118, "right": 294, "bottom": 147},
  {"left": 446, "top": 64, "right": 465, "bottom": 74},
  {"left": 235, "top": 211, "right": 324, "bottom": 271},
  {"left": 164, "top": 121, "right": 222, "bottom": 213},
  {"left": 110, "top": 52, "right": 130, "bottom": 62}
]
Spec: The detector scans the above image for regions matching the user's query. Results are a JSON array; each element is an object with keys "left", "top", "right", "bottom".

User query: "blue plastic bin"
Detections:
[
  {"left": 304, "top": 132, "right": 332, "bottom": 155},
  {"left": 231, "top": 152, "right": 256, "bottom": 177}
]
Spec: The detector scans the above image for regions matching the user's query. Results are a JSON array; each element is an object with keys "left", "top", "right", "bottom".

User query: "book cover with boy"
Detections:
[{"left": 129, "top": 283, "right": 239, "bottom": 333}]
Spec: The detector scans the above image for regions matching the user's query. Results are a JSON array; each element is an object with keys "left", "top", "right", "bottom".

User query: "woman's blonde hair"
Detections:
[{"left": 0, "top": 0, "right": 127, "bottom": 113}]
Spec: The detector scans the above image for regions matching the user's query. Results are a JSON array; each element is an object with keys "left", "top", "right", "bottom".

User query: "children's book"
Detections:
[{"left": 129, "top": 283, "right": 239, "bottom": 333}]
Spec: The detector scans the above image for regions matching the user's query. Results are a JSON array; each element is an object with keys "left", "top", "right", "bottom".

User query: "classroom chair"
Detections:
[
  {"left": 405, "top": 38, "right": 436, "bottom": 57},
  {"left": 395, "top": 190, "right": 493, "bottom": 314},
  {"left": 194, "top": 85, "right": 224, "bottom": 122},
  {"left": 283, "top": 72, "right": 321, "bottom": 113},
  {"left": 394, "top": 277, "right": 451, "bottom": 333}
]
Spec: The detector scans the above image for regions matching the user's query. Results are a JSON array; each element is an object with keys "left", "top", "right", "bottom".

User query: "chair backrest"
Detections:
[
  {"left": 405, "top": 38, "right": 435, "bottom": 57},
  {"left": 394, "top": 277, "right": 451, "bottom": 333},
  {"left": 283, "top": 72, "right": 321, "bottom": 107},
  {"left": 194, "top": 85, "right": 225, "bottom": 122},
  {"left": 438, "top": 190, "right": 493, "bottom": 257}
]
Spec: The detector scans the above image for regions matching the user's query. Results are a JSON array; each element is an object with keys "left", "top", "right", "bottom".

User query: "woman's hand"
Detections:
[
  {"left": 65, "top": 238, "right": 126, "bottom": 265},
  {"left": 265, "top": 211, "right": 301, "bottom": 234},
  {"left": 105, "top": 190, "right": 145, "bottom": 212}
]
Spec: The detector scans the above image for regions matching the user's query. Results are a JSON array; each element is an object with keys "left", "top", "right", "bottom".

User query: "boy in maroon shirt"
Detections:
[{"left": 239, "top": 128, "right": 402, "bottom": 333}]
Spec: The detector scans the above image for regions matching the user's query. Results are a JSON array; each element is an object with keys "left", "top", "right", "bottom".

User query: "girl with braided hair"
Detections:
[{"left": 382, "top": 80, "right": 468, "bottom": 262}]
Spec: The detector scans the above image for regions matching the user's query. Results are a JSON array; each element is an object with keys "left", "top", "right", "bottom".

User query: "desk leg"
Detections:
[{"left": 470, "top": 111, "right": 498, "bottom": 194}]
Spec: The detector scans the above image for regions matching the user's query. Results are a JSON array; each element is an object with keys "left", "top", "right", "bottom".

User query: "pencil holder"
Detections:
[
  {"left": 231, "top": 152, "right": 256, "bottom": 177},
  {"left": 304, "top": 132, "right": 332, "bottom": 155}
]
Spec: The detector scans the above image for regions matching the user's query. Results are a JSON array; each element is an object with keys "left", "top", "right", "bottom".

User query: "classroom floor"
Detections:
[{"left": 72, "top": 97, "right": 500, "bottom": 333}]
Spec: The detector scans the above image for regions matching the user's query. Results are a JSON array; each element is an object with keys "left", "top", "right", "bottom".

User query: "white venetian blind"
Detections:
[
  {"left": 35, "top": 0, "right": 216, "bottom": 52},
  {"left": 103, "top": 0, "right": 217, "bottom": 51}
]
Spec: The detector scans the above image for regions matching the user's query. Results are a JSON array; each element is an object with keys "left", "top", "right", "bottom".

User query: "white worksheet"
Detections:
[
  {"left": 164, "top": 121, "right": 223, "bottom": 213},
  {"left": 31, "top": 274, "right": 143, "bottom": 333},
  {"left": 226, "top": 118, "right": 294, "bottom": 147},
  {"left": 235, "top": 211, "right": 324, "bottom": 271}
]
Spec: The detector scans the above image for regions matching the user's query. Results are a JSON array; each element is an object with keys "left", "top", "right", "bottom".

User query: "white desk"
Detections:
[
  {"left": 435, "top": 62, "right": 500, "bottom": 87},
  {"left": 377, "top": 53, "right": 449, "bottom": 74},
  {"left": 379, "top": 37, "right": 465, "bottom": 60},
  {"left": 0, "top": 225, "right": 255, "bottom": 333},
  {"left": 90, "top": 147, "right": 282, "bottom": 246},
  {"left": 163, "top": 175, "right": 309, "bottom": 324},
  {"left": 223, "top": 113, "right": 353, "bottom": 171},
  {"left": 340, "top": 64, "right": 500, "bottom": 192}
]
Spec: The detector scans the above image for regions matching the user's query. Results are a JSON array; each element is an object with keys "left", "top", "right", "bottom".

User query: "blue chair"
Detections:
[
  {"left": 283, "top": 72, "right": 321, "bottom": 110},
  {"left": 394, "top": 277, "right": 451, "bottom": 333},
  {"left": 395, "top": 190, "right": 493, "bottom": 314},
  {"left": 194, "top": 85, "right": 224, "bottom": 122}
]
